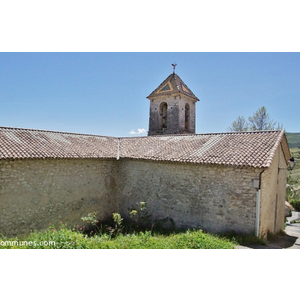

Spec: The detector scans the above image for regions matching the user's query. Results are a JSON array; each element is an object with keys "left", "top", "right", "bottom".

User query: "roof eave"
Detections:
[
  {"left": 147, "top": 90, "right": 199, "bottom": 102},
  {"left": 264, "top": 130, "right": 291, "bottom": 167}
]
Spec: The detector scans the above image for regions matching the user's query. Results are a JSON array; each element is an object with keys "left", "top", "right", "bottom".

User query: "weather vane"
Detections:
[{"left": 172, "top": 63, "right": 177, "bottom": 74}]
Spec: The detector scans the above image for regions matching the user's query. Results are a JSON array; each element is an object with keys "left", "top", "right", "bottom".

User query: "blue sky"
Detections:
[{"left": 0, "top": 52, "right": 299, "bottom": 136}]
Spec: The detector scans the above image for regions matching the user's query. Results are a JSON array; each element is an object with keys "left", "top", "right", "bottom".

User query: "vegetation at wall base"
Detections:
[
  {"left": 0, "top": 225, "right": 266, "bottom": 249},
  {"left": 0, "top": 223, "right": 237, "bottom": 249},
  {"left": 220, "top": 232, "right": 265, "bottom": 246},
  {"left": 0, "top": 202, "right": 269, "bottom": 249}
]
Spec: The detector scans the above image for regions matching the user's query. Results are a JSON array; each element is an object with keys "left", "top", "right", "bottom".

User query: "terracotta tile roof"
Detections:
[
  {"left": 120, "top": 131, "right": 290, "bottom": 168},
  {"left": 0, "top": 127, "right": 118, "bottom": 159},
  {"left": 147, "top": 73, "right": 199, "bottom": 101},
  {"left": 0, "top": 127, "right": 290, "bottom": 168}
]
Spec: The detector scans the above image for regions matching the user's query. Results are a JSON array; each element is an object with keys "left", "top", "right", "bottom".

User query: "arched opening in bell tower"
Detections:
[
  {"left": 185, "top": 103, "right": 190, "bottom": 131},
  {"left": 159, "top": 102, "right": 168, "bottom": 131}
]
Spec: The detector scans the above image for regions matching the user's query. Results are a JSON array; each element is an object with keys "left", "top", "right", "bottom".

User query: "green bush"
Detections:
[{"left": 290, "top": 198, "right": 300, "bottom": 211}]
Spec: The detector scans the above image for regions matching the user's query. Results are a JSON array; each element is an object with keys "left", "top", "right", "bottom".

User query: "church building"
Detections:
[{"left": 0, "top": 70, "right": 291, "bottom": 239}]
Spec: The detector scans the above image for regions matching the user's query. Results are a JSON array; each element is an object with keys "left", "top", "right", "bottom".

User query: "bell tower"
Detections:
[{"left": 147, "top": 67, "right": 199, "bottom": 136}]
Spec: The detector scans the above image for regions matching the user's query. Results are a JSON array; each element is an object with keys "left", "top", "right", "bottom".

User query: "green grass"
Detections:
[
  {"left": 289, "top": 168, "right": 300, "bottom": 180},
  {"left": 219, "top": 232, "right": 265, "bottom": 246},
  {"left": 0, "top": 223, "right": 237, "bottom": 249}
]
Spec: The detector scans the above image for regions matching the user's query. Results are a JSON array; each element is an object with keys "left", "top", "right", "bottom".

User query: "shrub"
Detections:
[
  {"left": 290, "top": 198, "right": 300, "bottom": 211},
  {"left": 81, "top": 211, "right": 100, "bottom": 234},
  {"left": 129, "top": 202, "right": 152, "bottom": 231}
]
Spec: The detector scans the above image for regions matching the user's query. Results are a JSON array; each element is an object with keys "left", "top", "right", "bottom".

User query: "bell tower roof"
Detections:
[{"left": 147, "top": 73, "right": 199, "bottom": 101}]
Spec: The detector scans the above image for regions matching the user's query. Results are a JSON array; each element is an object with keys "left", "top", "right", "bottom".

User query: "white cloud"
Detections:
[{"left": 129, "top": 128, "right": 147, "bottom": 135}]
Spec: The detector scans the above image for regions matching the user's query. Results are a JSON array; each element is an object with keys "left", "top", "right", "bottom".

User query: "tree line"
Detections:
[{"left": 228, "top": 106, "right": 283, "bottom": 132}]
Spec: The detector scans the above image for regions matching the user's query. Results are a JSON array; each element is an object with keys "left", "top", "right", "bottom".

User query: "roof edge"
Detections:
[
  {"left": 119, "top": 130, "right": 284, "bottom": 139},
  {"left": 117, "top": 156, "right": 267, "bottom": 169},
  {"left": 0, "top": 126, "right": 116, "bottom": 139},
  {"left": 264, "top": 130, "right": 290, "bottom": 167},
  {"left": 147, "top": 90, "right": 199, "bottom": 101}
]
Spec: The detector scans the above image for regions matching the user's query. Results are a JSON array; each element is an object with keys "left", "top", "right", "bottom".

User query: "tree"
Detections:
[
  {"left": 229, "top": 106, "right": 283, "bottom": 132},
  {"left": 248, "top": 106, "right": 277, "bottom": 131},
  {"left": 228, "top": 116, "right": 249, "bottom": 132}
]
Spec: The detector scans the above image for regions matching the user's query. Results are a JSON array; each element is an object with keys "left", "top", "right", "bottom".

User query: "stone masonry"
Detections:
[
  {"left": 0, "top": 159, "right": 118, "bottom": 237},
  {"left": 0, "top": 157, "right": 262, "bottom": 237},
  {"left": 148, "top": 96, "right": 196, "bottom": 135},
  {"left": 116, "top": 159, "right": 262, "bottom": 235}
]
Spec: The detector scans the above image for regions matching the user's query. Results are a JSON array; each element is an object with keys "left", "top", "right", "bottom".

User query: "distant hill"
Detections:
[{"left": 286, "top": 132, "right": 300, "bottom": 148}]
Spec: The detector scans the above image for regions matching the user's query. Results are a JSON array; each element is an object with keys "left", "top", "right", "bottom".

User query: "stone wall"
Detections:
[
  {"left": 260, "top": 146, "right": 287, "bottom": 238},
  {"left": 177, "top": 97, "right": 196, "bottom": 133},
  {"left": 116, "top": 159, "right": 261, "bottom": 235},
  {"left": 0, "top": 155, "right": 285, "bottom": 238},
  {"left": 148, "top": 95, "right": 196, "bottom": 135},
  {"left": 0, "top": 158, "right": 117, "bottom": 237}
]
